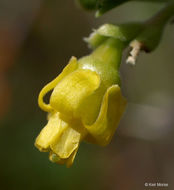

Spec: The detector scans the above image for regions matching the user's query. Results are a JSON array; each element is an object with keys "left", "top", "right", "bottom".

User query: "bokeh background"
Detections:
[{"left": 0, "top": 0, "right": 174, "bottom": 189}]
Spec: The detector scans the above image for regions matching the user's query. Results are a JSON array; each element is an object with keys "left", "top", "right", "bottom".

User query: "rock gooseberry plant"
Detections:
[{"left": 35, "top": 0, "right": 174, "bottom": 167}]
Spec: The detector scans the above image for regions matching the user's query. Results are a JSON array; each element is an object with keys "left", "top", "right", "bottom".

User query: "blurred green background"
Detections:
[{"left": 0, "top": 0, "right": 174, "bottom": 189}]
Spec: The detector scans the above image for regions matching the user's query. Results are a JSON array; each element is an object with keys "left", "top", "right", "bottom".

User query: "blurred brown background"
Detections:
[{"left": 0, "top": 0, "right": 174, "bottom": 189}]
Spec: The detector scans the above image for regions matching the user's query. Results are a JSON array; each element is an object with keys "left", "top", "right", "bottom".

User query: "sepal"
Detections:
[
  {"left": 85, "top": 23, "right": 144, "bottom": 49},
  {"left": 84, "top": 85, "right": 127, "bottom": 146}
]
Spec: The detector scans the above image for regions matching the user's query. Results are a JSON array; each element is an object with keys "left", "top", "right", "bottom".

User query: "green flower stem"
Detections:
[
  {"left": 145, "top": 1, "right": 174, "bottom": 26},
  {"left": 126, "top": 1, "right": 174, "bottom": 64},
  {"left": 133, "top": 1, "right": 174, "bottom": 51}
]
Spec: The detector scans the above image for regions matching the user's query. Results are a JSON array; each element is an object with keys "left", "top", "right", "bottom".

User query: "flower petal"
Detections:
[
  {"left": 50, "top": 126, "right": 81, "bottom": 159},
  {"left": 84, "top": 85, "right": 127, "bottom": 146},
  {"left": 49, "top": 147, "right": 78, "bottom": 168},
  {"left": 50, "top": 69, "right": 100, "bottom": 119},
  {"left": 35, "top": 112, "right": 68, "bottom": 151},
  {"left": 38, "top": 56, "right": 78, "bottom": 112}
]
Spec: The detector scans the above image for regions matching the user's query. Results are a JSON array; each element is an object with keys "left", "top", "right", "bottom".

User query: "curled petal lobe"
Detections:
[
  {"left": 38, "top": 56, "right": 78, "bottom": 112},
  {"left": 84, "top": 85, "right": 127, "bottom": 146}
]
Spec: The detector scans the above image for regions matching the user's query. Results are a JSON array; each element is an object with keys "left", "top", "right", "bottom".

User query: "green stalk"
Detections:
[
  {"left": 145, "top": 1, "right": 174, "bottom": 26},
  {"left": 134, "top": 1, "right": 174, "bottom": 51}
]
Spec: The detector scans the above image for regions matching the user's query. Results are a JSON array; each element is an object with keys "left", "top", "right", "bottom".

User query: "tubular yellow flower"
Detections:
[{"left": 35, "top": 39, "right": 127, "bottom": 167}]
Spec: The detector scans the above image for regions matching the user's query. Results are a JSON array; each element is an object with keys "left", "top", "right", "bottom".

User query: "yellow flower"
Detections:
[{"left": 35, "top": 39, "right": 127, "bottom": 167}]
